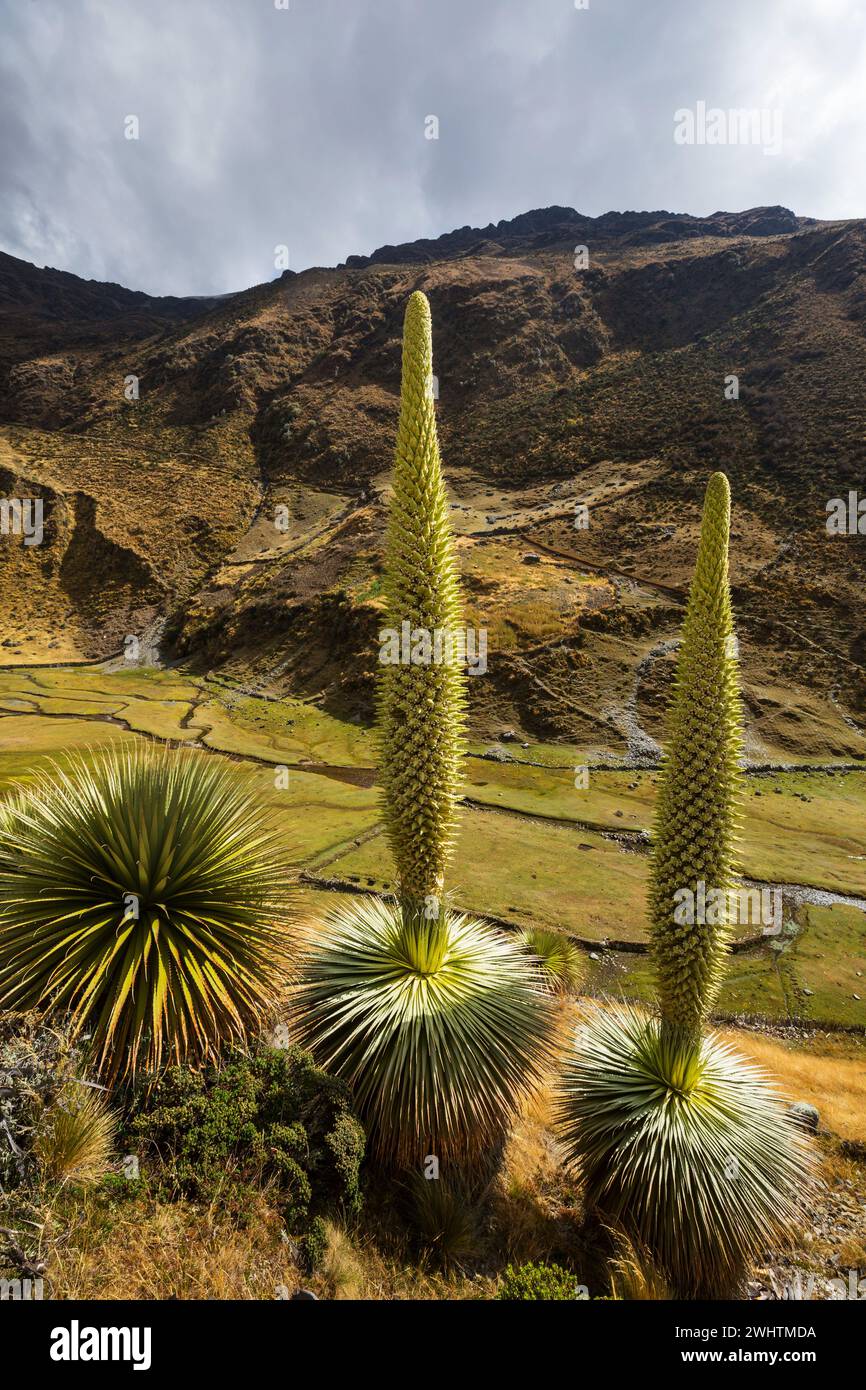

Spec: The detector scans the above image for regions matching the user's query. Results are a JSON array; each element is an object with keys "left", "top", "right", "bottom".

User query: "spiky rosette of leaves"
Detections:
[
  {"left": 0, "top": 745, "right": 295, "bottom": 1084},
  {"left": 557, "top": 1004, "right": 815, "bottom": 1298},
  {"left": 293, "top": 896, "right": 556, "bottom": 1166},
  {"left": 518, "top": 926, "right": 582, "bottom": 994},
  {"left": 377, "top": 290, "right": 467, "bottom": 912},
  {"left": 648, "top": 472, "right": 744, "bottom": 1036}
]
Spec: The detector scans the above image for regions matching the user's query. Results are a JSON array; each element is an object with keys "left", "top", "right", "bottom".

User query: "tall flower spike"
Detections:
[
  {"left": 648, "top": 471, "right": 744, "bottom": 1036},
  {"left": 378, "top": 290, "right": 466, "bottom": 913},
  {"left": 295, "top": 293, "right": 554, "bottom": 1165},
  {"left": 557, "top": 473, "right": 814, "bottom": 1299}
]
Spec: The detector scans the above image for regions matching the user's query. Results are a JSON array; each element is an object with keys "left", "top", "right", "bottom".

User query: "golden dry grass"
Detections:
[
  {"left": 47, "top": 1191, "right": 299, "bottom": 1300},
  {"left": 607, "top": 1228, "right": 673, "bottom": 1301},
  {"left": 317, "top": 1221, "right": 367, "bottom": 1300},
  {"left": 489, "top": 1006, "right": 582, "bottom": 1265},
  {"left": 39, "top": 1189, "right": 490, "bottom": 1302},
  {"left": 719, "top": 1029, "right": 866, "bottom": 1142}
]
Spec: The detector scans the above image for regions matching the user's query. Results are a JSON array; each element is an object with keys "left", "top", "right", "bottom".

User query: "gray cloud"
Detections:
[{"left": 1, "top": 0, "right": 865, "bottom": 296}]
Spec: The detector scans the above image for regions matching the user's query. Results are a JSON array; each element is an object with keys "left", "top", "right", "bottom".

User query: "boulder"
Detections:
[{"left": 787, "top": 1101, "right": 819, "bottom": 1132}]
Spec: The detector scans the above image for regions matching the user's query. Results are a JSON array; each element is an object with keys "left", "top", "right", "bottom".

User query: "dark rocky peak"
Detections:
[{"left": 340, "top": 205, "right": 807, "bottom": 270}]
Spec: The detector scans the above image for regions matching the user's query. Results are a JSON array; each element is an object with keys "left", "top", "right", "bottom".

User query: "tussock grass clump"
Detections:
[
  {"left": 606, "top": 1227, "right": 672, "bottom": 1301},
  {"left": 34, "top": 1085, "right": 115, "bottom": 1186},
  {"left": 318, "top": 1220, "right": 367, "bottom": 1300},
  {"left": 402, "top": 1170, "right": 478, "bottom": 1270},
  {"left": 0, "top": 1010, "right": 111, "bottom": 1192}
]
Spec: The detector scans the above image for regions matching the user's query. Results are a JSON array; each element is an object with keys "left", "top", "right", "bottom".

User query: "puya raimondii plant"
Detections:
[
  {"left": 0, "top": 745, "right": 295, "bottom": 1085},
  {"left": 557, "top": 473, "right": 815, "bottom": 1298},
  {"left": 295, "top": 291, "right": 554, "bottom": 1166}
]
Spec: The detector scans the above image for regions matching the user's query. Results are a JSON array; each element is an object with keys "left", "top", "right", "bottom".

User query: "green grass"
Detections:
[
  {"left": 795, "top": 904, "right": 866, "bottom": 1027},
  {"left": 465, "top": 761, "right": 655, "bottom": 831},
  {"left": 740, "top": 773, "right": 866, "bottom": 896},
  {"left": 325, "top": 809, "right": 651, "bottom": 942},
  {"left": 197, "top": 691, "right": 375, "bottom": 767},
  {"left": 466, "top": 763, "right": 866, "bottom": 897},
  {"left": 603, "top": 910, "right": 866, "bottom": 1028},
  {"left": 0, "top": 714, "right": 379, "bottom": 870},
  {"left": 467, "top": 741, "right": 591, "bottom": 767},
  {"left": 612, "top": 950, "right": 792, "bottom": 1018},
  {"left": 0, "top": 668, "right": 204, "bottom": 740},
  {"left": 0, "top": 717, "right": 136, "bottom": 789},
  {"left": 0, "top": 664, "right": 862, "bottom": 1030},
  {"left": 122, "top": 699, "right": 201, "bottom": 741},
  {"left": 0, "top": 667, "right": 201, "bottom": 703},
  {"left": 243, "top": 763, "right": 379, "bottom": 865},
  {"left": 0, "top": 669, "right": 377, "bottom": 765}
]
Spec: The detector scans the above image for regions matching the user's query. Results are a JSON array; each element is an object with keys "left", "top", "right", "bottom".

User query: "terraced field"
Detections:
[{"left": 0, "top": 660, "right": 863, "bottom": 1029}]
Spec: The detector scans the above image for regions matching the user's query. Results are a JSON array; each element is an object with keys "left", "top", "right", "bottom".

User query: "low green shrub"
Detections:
[
  {"left": 497, "top": 1260, "right": 582, "bottom": 1301},
  {"left": 124, "top": 1045, "right": 365, "bottom": 1235},
  {"left": 302, "top": 1215, "right": 328, "bottom": 1272}
]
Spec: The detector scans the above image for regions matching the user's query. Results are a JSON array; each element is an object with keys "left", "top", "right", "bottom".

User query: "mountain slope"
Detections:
[{"left": 1, "top": 206, "right": 864, "bottom": 762}]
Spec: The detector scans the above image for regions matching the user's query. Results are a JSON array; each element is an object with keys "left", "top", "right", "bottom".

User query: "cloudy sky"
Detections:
[{"left": 1, "top": 0, "right": 865, "bottom": 296}]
